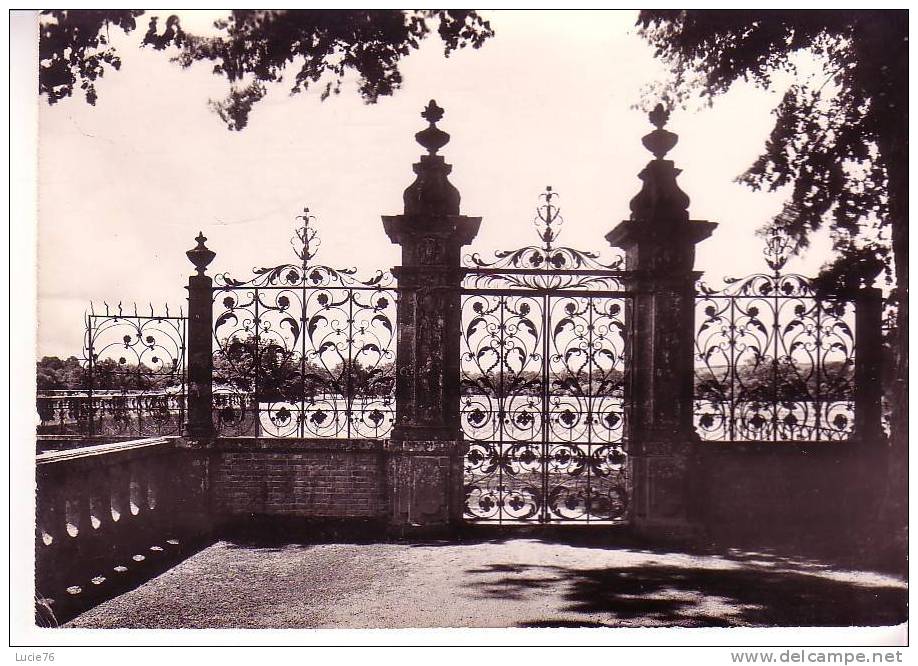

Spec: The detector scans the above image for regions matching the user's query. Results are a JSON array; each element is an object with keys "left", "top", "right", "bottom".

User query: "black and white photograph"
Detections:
[{"left": 9, "top": 6, "right": 910, "bottom": 654}]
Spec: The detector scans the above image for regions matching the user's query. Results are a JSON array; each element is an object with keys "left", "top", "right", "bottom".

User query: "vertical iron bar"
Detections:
[
  {"left": 541, "top": 293, "right": 550, "bottom": 524},
  {"left": 180, "top": 316, "right": 186, "bottom": 433},
  {"left": 626, "top": 293, "right": 634, "bottom": 482},
  {"left": 136, "top": 334, "right": 143, "bottom": 435},
  {"left": 137, "top": 390, "right": 143, "bottom": 436},
  {"left": 815, "top": 301, "right": 823, "bottom": 441},
  {"left": 498, "top": 296, "right": 506, "bottom": 524},
  {"left": 586, "top": 297, "right": 594, "bottom": 523},
  {"left": 86, "top": 314, "right": 95, "bottom": 438},
  {"left": 347, "top": 288, "right": 354, "bottom": 439},
  {"left": 254, "top": 288, "right": 261, "bottom": 436},
  {"left": 300, "top": 282, "right": 307, "bottom": 439},
  {"left": 729, "top": 298, "right": 735, "bottom": 441},
  {"left": 773, "top": 289, "right": 780, "bottom": 441}
]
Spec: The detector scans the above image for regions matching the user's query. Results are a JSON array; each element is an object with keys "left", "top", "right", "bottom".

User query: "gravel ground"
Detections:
[{"left": 65, "top": 538, "right": 907, "bottom": 629}]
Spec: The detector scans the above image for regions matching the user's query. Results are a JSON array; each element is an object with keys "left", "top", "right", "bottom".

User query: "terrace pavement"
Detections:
[{"left": 64, "top": 533, "right": 907, "bottom": 629}]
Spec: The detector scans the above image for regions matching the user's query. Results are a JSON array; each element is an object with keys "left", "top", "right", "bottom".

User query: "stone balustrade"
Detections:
[
  {"left": 36, "top": 392, "right": 186, "bottom": 442},
  {"left": 35, "top": 436, "right": 209, "bottom": 624}
]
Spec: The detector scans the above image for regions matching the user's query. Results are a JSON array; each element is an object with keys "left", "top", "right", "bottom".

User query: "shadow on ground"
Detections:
[
  {"left": 463, "top": 560, "right": 907, "bottom": 628},
  {"left": 222, "top": 519, "right": 907, "bottom": 578},
  {"left": 63, "top": 529, "right": 908, "bottom": 629},
  {"left": 219, "top": 526, "right": 907, "bottom": 628},
  {"left": 436, "top": 526, "right": 908, "bottom": 577}
]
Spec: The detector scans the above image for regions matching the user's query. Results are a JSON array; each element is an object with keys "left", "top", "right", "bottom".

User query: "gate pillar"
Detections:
[
  {"left": 606, "top": 105, "right": 717, "bottom": 539},
  {"left": 185, "top": 232, "right": 216, "bottom": 441},
  {"left": 382, "top": 100, "right": 481, "bottom": 534}
]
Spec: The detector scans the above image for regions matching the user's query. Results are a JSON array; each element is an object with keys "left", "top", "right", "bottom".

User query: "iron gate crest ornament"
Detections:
[{"left": 465, "top": 187, "right": 626, "bottom": 291}]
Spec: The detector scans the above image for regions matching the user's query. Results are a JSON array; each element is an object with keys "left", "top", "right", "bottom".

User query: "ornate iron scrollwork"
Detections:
[
  {"left": 211, "top": 209, "right": 397, "bottom": 439},
  {"left": 694, "top": 228, "right": 856, "bottom": 442}
]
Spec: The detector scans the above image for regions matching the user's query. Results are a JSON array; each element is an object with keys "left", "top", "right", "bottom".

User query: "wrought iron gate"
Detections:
[
  {"left": 210, "top": 210, "right": 397, "bottom": 439},
  {"left": 461, "top": 189, "right": 631, "bottom": 524}
]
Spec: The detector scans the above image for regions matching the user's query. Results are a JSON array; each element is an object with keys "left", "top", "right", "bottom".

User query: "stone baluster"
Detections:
[{"left": 34, "top": 470, "right": 66, "bottom": 604}]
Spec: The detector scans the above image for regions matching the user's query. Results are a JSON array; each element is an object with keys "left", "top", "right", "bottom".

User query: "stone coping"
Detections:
[
  {"left": 36, "top": 436, "right": 178, "bottom": 467},
  {"left": 210, "top": 437, "right": 469, "bottom": 455},
  {"left": 692, "top": 438, "right": 874, "bottom": 455},
  {"left": 210, "top": 437, "right": 385, "bottom": 453}
]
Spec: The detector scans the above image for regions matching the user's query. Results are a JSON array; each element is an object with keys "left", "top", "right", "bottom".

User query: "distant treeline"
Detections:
[
  {"left": 37, "top": 356, "right": 182, "bottom": 392},
  {"left": 696, "top": 359, "right": 854, "bottom": 401},
  {"left": 38, "top": 351, "right": 855, "bottom": 402},
  {"left": 461, "top": 358, "right": 854, "bottom": 401},
  {"left": 213, "top": 336, "right": 395, "bottom": 400},
  {"left": 461, "top": 368, "right": 625, "bottom": 398}
]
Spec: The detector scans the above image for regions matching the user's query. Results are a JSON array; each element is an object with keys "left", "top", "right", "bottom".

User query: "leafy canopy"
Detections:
[
  {"left": 39, "top": 9, "right": 494, "bottom": 130},
  {"left": 39, "top": 10, "right": 145, "bottom": 106}
]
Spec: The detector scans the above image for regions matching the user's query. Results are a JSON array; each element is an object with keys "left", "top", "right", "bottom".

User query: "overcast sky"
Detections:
[{"left": 34, "top": 9, "right": 837, "bottom": 357}]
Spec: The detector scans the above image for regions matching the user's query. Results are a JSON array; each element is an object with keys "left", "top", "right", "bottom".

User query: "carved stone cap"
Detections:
[
  {"left": 382, "top": 214, "right": 482, "bottom": 249},
  {"left": 402, "top": 100, "right": 461, "bottom": 216},
  {"left": 415, "top": 100, "right": 450, "bottom": 155},
  {"left": 186, "top": 232, "right": 215, "bottom": 276},
  {"left": 629, "top": 104, "right": 691, "bottom": 222},
  {"left": 642, "top": 103, "right": 679, "bottom": 160},
  {"left": 605, "top": 217, "right": 717, "bottom": 273},
  {"left": 606, "top": 217, "right": 717, "bottom": 251}
]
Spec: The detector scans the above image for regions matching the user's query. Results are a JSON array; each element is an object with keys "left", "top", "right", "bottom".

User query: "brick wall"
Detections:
[
  {"left": 210, "top": 439, "right": 387, "bottom": 520},
  {"left": 210, "top": 437, "right": 888, "bottom": 539}
]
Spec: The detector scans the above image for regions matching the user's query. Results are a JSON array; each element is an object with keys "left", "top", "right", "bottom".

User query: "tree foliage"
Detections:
[
  {"left": 36, "top": 355, "right": 86, "bottom": 390},
  {"left": 36, "top": 355, "right": 182, "bottom": 391},
  {"left": 637, "top": 10, "right": 906, "bottom": 293},
  {"left": 215, "top": 335, "right": 395, "bottom": 401},
  {"left": 39, "top": 9, "right": 494, "bottom": 130},
  {"left": 695, "top": 358, "right": 854, "bottom": 403},
  {"left": 38, "top": 10, "right": 145, "bottom": 105}
]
